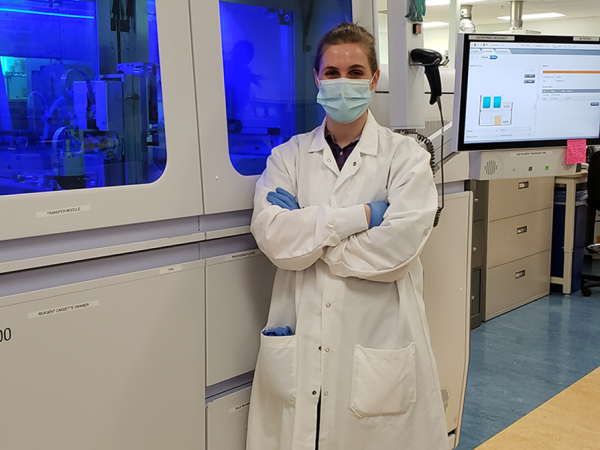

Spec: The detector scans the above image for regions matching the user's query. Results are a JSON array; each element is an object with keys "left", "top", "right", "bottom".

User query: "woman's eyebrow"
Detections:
[{"left": 322, "top": 64, "right": 366, "bottom": 71}]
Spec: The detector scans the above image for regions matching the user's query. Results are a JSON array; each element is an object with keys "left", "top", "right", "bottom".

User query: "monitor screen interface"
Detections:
[{"left": 456, "top": 34, "right": 600, "bottom": 151}]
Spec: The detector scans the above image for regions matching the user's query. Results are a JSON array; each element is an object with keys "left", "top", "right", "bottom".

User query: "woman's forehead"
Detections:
[{"left": 321, "top": 43, "right": 369, "bottom": 68}]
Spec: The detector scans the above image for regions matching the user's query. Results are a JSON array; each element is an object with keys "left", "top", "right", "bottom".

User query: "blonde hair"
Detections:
[{"left": 314, "top": 23, "right": 378, "bottom": 75}]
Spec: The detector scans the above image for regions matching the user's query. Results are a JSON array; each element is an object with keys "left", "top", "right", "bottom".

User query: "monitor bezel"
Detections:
[{"left": 453, "top": 33, "right": 600, "bottom": 152}]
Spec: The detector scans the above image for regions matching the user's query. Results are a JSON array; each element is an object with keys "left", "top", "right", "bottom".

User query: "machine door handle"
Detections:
[{"left": 517, "top": 226, "right": 528, "bottom": 234}]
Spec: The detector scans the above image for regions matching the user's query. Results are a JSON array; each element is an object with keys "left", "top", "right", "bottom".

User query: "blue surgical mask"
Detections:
[{"left": 316, "top": 77, "right": 374, "bottom": 124}]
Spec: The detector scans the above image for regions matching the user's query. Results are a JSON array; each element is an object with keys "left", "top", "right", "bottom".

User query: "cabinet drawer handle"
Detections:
[
  {"left": 517, "top": 226, "right": 528, "bottom": 234},
  {"left": 515, "top": 270, "right": 526, "bottom": 279},
  {"left": 518, "top": 181, "right": 529, "bottom": 189}
]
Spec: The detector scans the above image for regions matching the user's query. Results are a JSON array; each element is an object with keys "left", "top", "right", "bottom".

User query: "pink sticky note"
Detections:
[{"left": 566, "top": 139, "right": 587, "bottom": 165}]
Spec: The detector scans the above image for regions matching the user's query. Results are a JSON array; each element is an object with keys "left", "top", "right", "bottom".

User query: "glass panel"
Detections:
[
  {"left": 220, "top": 0, "right": 353, "bottom": 176},
  {"left": 0, "top": 0, "right": 166, "bottom": 195}
]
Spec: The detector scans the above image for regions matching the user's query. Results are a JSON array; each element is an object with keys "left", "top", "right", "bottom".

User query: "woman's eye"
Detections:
[
  {"left": 350, "top": 71, "right": 364, "bottom": 77},
  {"left": 325, "top": 71, "right": 339, "bottom": 77}
]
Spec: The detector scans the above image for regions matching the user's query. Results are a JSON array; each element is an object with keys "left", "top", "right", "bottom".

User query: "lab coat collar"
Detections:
[
  {"left": 354, "top": 111, "right": 378, "bottom": 156},
  {"left": 308, "top": 110, "right": 378, "bottom": 156},
  {"left": 308, "top": 120, "right": 329, "bottom": 153}
]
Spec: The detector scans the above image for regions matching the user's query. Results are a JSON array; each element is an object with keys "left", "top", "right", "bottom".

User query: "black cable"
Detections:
[
  {"left": 413, "top": 132, "right": 436, "bottom": 173},
  {"left": 433, "top": 98, "right": 445, "bottom": 228},
  {"left": 397, "top": 99, "right": 445, "bottom": 227},
  {"left": 405, "top": 117, "right": 444, "bottom": 226}
]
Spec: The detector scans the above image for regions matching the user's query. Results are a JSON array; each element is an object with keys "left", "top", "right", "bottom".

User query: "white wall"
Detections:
[
  {"left": 423, "top": 27, "right": 454, "bottom": 57},
  {"left": 423, "top": 17, "right": 600, "bottom": 62}
]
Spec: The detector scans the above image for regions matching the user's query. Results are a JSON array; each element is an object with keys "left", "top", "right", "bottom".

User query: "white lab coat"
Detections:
[{"left": 248, "top": 111, "right": 448, "bottom": 450}]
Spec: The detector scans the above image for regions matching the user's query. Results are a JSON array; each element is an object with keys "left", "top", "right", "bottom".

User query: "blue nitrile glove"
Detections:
[
  {"left": 367, "top": 201, "right": 389, "bottom": 228},
  {"left": 262, "top": 326, "right": 293, "bottom": 337},
  {"left": 267, "top": 187, "right": 299, "bottom": 210}
]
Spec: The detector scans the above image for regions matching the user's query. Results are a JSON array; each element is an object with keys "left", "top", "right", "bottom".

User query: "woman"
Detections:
[{"left": 248, "top": 23, "right": 448, "bottom": 450}]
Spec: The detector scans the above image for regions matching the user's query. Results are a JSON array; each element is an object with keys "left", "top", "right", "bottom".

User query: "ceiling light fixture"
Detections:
[
  {"left": 426, "top": 0, "right": 490, "bottom": 6},
  {"left": 423, "top": 21, "right": 450, "bottom": 28},
  {"left": 379, "top": 0, "right": 489, "bottom": 13},
  {"left": 498, "top": 12, "right": 565, "bottom": 20}
]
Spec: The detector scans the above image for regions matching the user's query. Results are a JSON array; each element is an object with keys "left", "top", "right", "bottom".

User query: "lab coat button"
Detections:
[
  {"left": 325, "top": 347, "right": 330, "bottom": 352},
  {"left": 327, "top": 158, "right": 331, "bottom": 163},
  {"left": 318, "top": 346, "right": 322, "bottom": 351},
  {"left": 353, "top": 161, "right": 356, "bottom": 166},
  {"left": 324, "top": 391, "right": 329, "bottom": 396},
  {"left": 325, "top": 303, "right": 331, "bottom": 308},
  {"left": 312, "top": 390, "right": 317, "bottom": 395}
]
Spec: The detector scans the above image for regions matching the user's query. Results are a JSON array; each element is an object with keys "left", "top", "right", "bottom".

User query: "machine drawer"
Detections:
[
  {"left": 0, "top": 263, "right": 206, "bottom": 450},
  {"left": 205, "top": 252, "right": 276, "bottom": 387},
  {"left": 485, "top": 250, "right": 551, "bottom": 320},
  {"left": 487, "top": 208, "right": 553, "bottom": 268},
  {"left": 488, "top": 177, "right": 554, "bottom": 221},
  {"left": 206, "top": 386, "right": 252, "bottom": 450}
]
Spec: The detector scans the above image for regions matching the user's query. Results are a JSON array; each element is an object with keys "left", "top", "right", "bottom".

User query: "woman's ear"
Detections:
[
  {"left": 370, "top": 69, "right": 381, "bottom": 90},
  {"left": 313, "top": 69, "right": 320, "bottom": 89}
]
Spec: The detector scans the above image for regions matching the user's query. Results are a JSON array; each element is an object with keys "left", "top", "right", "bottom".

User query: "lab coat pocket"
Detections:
[
  {"left": 256, "top": 332, "right": 297, "bottom": 405},
  {"left": 350, "top": 342, "right": 416, "bottom": 417}
]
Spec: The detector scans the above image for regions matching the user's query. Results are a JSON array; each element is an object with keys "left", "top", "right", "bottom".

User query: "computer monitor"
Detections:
[{"left": 452, "top": 33, "right": 600, "bottom": 153}]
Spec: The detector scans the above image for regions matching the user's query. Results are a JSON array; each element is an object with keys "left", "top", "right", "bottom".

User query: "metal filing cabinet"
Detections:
[{"left": 484, "top": 177, "right": 554, "bottom": 320}]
